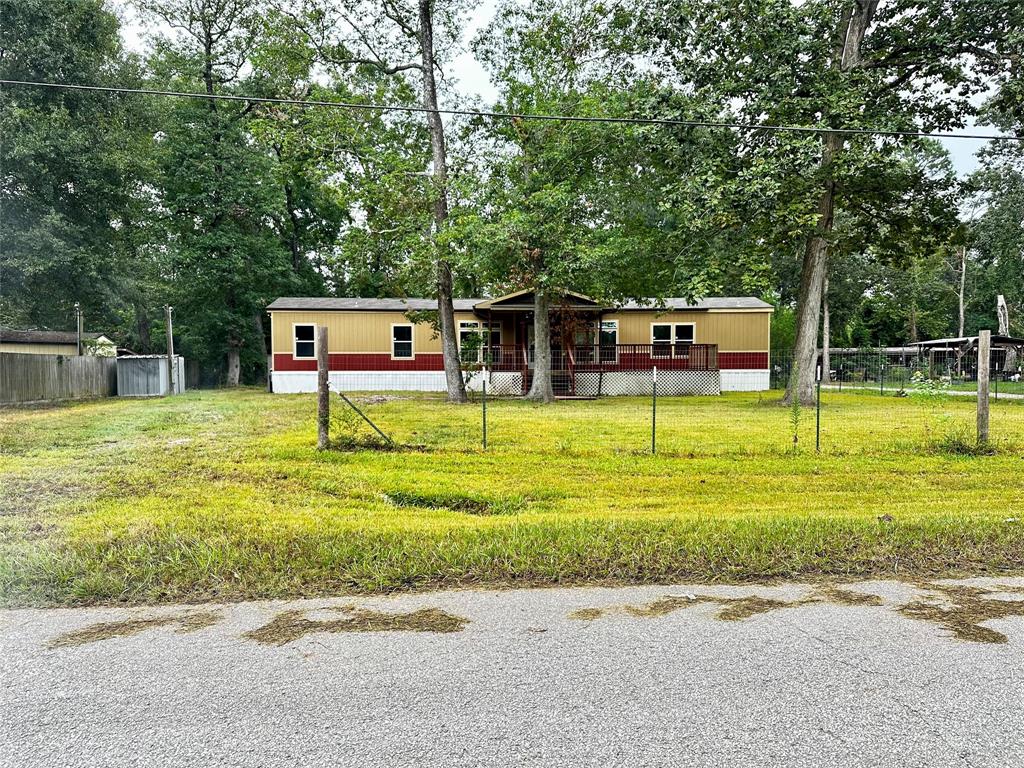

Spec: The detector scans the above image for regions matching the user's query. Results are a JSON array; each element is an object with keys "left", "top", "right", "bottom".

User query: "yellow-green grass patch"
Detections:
[{"left": 2, "top": 388, "right": 1023, "bottom": 606}]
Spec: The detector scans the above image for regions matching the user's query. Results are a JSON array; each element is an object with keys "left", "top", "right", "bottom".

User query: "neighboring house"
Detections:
[
  {"left": 0, "top": 328, "right": 117, "bottom": 357},
  {"left": 267, "top": 291, "right": 772, "bottom": 396}
]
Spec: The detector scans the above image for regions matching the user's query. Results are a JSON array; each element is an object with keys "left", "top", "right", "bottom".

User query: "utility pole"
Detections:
[
  {"left": 651, "top": 366, "right": 657, "bottom": 454},
  {"left": 74, "top": 302, "right": 83, "bottom": 356},
  {"left": 165, "top": 305, "right": 175, "bottom": 395}
]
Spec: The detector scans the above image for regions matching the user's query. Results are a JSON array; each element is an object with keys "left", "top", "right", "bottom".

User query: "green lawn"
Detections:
[{"left": 2, "top": 388, "right": 1024, "bottom": 607}]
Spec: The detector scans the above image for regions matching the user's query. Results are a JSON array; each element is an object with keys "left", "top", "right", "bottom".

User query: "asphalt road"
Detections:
[{"left": 4, "top": 578, "right": 1024, "bottom": 768}]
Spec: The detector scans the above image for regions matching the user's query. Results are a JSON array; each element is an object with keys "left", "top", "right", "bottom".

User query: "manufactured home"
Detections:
[
  {"left": 267, "top": 291, "right": 772, "bottom": 396},
  {"left": 0, "top": 328, "right": 116, "bottom": 356}
]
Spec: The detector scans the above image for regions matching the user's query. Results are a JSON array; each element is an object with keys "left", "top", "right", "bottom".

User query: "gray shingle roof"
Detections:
[
  {"left": 267, "top": 297, "right": 481, "bottom": 312},
  {"left": 0, "top": 328, "right": 108, "bottom": 344},
  {"left": 268, "top": 296, "right": 773, "bottom": 312}
]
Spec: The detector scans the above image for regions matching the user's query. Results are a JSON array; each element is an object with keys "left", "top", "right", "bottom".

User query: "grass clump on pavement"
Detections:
[
  {"left": 47, "top": 611, "right": 221, "bottom": 648},
  {"left": 243, "top": 606, "right": 469, "bottom": 646},
  {"left": 2, "top": 388, "right": 1024, "bottom": 607}
]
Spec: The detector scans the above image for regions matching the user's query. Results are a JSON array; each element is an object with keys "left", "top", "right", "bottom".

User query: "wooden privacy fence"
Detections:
[{"left": 0, "top": 352, "right": 117, "bottom": 404}]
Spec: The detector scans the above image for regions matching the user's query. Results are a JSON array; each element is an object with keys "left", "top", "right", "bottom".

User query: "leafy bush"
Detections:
[
  {"left": 329, "top": 399, "right": 389, "bottom": 450},
  {"left": 908, "top": 370, "right": 950, "bottom": 398}
]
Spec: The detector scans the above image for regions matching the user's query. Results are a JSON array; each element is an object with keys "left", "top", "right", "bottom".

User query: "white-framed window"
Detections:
[
  {"left": 599, "top": 320, "right": 618, "bottom": 362},
  {"left": 293, "top": 323, "right": 316, "bottom": 359},
  {"left": 459, "top": 321, "right": 501, "bottom": 362},
  {"left": 651, "top": 323, "right": 695, "bottom": 356},
  {"left": 391, "top": 324, "right": 414, "bottom": 359}
]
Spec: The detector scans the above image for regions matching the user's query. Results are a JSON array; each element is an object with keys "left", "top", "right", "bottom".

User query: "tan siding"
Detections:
[
  {"left": 270, "top": 310, "right": 439, "bottom": 354},
  {"left": 270, "top": 308, "right": 770, "bottom": 354},
  {"left": 0, "top": 343, "right": 79, "bottom": 355},
  {"left": 605, "top": 310, "right": 770, "bottom": 350},
  {"left": 270, "top": 310, "right": 515, "bottom": 355}
]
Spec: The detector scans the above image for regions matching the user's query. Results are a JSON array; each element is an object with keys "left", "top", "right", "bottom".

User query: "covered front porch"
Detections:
[{"left": 463, "top": 290, "right": 720, "bottom": 397}]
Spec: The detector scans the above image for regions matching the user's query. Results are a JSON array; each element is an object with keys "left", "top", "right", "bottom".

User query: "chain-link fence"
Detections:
[
  {"left": 319, "top": 352, "right": 1023, "bottom": 457},
  {"left": 769, "top": 346, "right": 1024, "bottom": 398}
]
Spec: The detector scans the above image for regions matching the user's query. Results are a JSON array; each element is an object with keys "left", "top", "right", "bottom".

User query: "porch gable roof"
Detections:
[{"left": 474, "top": 289, "right": 606, "bottom": 311}]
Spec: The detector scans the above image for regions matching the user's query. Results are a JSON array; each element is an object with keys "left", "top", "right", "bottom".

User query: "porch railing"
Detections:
[{"left": 463, "top": 344, "right": 719, "bottom": 372}]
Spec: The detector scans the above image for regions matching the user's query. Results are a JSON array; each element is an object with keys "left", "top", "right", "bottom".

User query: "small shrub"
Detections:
[
  {"left": 329, "top": 400, "right": 388, "bottom": 450},
  {"left": 908, "top": 370, "right": 950, "bottom": 398},
  {"left": 931, "top": 423, "right": 996, "bottom": 456}
]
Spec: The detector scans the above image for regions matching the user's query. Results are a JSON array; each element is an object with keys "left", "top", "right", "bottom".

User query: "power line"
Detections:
[{"left": 1, "top": 78, "right": 1021, "bottom": 142}]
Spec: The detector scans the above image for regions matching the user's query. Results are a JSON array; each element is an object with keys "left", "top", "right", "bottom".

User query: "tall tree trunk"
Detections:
[
  {"left": 226, "top": 346, "right": 241, "bottom": 387},
  {"left": 785, "top": 1, "right": 878, "bottom": 405},
  {"left": 821, "top": 271, "right": 831, "bottom": 382},
  {"left": 253, "top": 312, "right": 268, "bottom": 384},
  {"left": 272, "top": 145, "right": 306, "bottom": 275},
  {"left": 133, "top": 301, "right": 152, "bottom": 353},
  {"left": 418, "top": 0, "right": 468, "bottom": 404},
  {"left": 526, "top": 288, "right": 555, "bottom": 402},
  {"left": 957, "top": 246, "right": 966, "bottom": 338},
  {"left": 955, "top": 245, "right": 967, "bottom": 375},
  {"left": 785, "top": 144, "right": 838, "bottom": 405},
  {"left": 998, "top": 294, "right": 1017, "bottom": 373}
]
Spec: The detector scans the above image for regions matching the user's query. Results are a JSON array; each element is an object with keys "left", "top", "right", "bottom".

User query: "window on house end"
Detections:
[
  {"left": 294, "top": 324, "right": 315, "bottom": 359},
  {"left": 392, "top": 325, "right": 413, "bottom": 358}
]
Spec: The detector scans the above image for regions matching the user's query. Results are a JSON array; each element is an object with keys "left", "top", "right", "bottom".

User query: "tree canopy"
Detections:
[{"left": 1, "top": 0, "right": 1021, "bottom": 389}]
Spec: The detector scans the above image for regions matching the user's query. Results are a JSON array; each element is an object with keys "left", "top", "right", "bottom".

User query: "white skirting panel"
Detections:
[
  {"left": 467, "top": 371, "right": 522, "bottom": 395},
  {"left": 272, "top": 371, "right": 450, "bottom": 393},
  {"left": 272, "top": 369, "right": 768, "bottom": 394},
  {"left": 719, "top": 369, "right": 770, "bottom": 391}
]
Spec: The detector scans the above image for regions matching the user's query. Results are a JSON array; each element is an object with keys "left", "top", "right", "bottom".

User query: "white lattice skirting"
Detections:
[{"left": 578, "top": 370, "right": 721, "bottom": 396}]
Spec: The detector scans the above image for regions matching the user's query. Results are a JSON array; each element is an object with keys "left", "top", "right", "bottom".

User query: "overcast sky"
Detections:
[{"left": 116, "top": 0, "right": 993, "bottom": 178}]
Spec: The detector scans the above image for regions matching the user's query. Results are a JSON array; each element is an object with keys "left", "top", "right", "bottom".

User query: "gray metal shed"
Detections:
[{"left": 116, "top": 355, "right": 185, "bottom": 396}]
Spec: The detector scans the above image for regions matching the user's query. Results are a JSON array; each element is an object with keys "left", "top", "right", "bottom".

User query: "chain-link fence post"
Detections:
[
  {"left": 482, "top": 367, "right": 488, "bottom": 450},
  {"left": 816, "top": 362, "right": 822, "bottom": 453},
  {"left": 879, "top": 350, "right": 885, "bottom": 396},
  {"left": 651, "top": 365, "right": 657, "bottom": 455}
]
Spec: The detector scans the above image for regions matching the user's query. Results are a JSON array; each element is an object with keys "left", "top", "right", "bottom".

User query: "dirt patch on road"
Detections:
[
  {"left": 572, "top": 583, "right": 1024, "bottom": 644},
  {"left": 899, "top": 583, "right": 1024, "bottom": 644},
  {"left": 243, "top": 606, "right": 469, "bottom": 646},
  {"left": 819, "top": 586, "right": 884, "bottom": 606},
  {"left": 716, "top": 596, "right": 799, "bottom": 621},
  {"left": 569, "top": 607, "right": 606, "bottom": 621},
  {"left": 573, "top": 593, "right": 812, "bottom": 622},
  {"left": 48, "top": 611, "right": 221, "bottom": 648}
]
